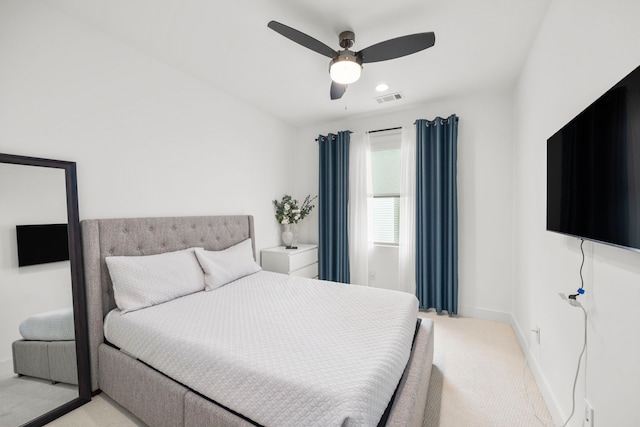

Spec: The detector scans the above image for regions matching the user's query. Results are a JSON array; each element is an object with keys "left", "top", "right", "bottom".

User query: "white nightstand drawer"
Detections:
[
  {"left": 289, "top": 262, "right": 318, "bottom": 279},
  {"left": 289, "top": 247, "right": 318, "bottom": 271},
  {"left": 261, "top": 244, "right": 318, "bottom": 277}
]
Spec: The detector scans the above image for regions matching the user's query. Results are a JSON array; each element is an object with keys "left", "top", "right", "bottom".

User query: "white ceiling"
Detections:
[{"left": 41, "top": 0, "right": 552, "bottom": 127}]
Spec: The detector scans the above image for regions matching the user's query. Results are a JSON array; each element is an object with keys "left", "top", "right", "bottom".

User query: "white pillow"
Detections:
[
  {"left": 106, "top": 248, "right": 205, "bottom": 313},
  {"left": 195, "top": 239, "right": 261, "bottom": 290}
]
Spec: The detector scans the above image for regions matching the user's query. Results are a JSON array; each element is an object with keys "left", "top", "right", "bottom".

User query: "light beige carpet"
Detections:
[
  {"left": 47, "top": 313, "right": 553, "bottom": 427},
  {"left": 420, "top": 312, "right": 552, "bottom": 427},
  {"left": 0, "top": 376, "right": 78, "bottom": 426}
]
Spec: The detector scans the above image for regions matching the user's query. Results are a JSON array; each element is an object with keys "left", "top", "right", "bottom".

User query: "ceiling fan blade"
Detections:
[
  {"left": 330, "top": 81, "right": 347, "bottom": 100},
  {"left": 268, "top": 21, "right": 337, "bottom": 59},
  {"left": 357, "top": 32, "right": 435, "bottom": 63}
]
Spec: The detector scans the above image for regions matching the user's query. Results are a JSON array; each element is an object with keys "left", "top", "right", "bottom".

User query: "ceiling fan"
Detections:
[{"left": 267, "top": 20, "right": 435, "bottom": 100}]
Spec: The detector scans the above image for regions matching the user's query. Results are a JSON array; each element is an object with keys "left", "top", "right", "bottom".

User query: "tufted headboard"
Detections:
[{"left": 80, "top": 215, "right": 255, "bottom": 392}]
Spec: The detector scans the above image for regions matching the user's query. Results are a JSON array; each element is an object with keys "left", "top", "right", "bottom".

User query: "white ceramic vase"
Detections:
[{"left": 281, "top": 224, "right": 294, "bottom": 248}]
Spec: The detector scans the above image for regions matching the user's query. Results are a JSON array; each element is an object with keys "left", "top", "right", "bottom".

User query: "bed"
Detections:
[
  {"left": 81, "top": 215, "right": 434, "bottom": 427},
  {"left": 12, "top": 307, "right": 78, "bottom": 385}
]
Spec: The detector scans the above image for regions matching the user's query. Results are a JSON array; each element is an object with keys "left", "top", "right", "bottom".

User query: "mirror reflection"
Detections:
[{"left": 0, "top": 163, "right": 79, "bottom": 426}]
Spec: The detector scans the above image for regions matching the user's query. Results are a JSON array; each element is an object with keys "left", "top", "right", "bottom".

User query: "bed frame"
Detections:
[
  {"left": 12, "top": 339, "right": 78, "bottom": 385},
  {"left": 81, "top": 215, "right": 434, "bottom": 427}
]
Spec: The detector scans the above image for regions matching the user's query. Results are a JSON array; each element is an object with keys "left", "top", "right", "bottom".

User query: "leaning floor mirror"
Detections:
[{"left": 0, "top": 153, "right": 90, "bottom": 426}]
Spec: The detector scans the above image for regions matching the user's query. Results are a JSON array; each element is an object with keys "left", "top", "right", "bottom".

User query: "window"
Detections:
[
  {"left": 372, "top": 195, "right": 399, "bottom": 244},
  {"left": 370, "top": 131, "right": 401, "bottom": 245}
]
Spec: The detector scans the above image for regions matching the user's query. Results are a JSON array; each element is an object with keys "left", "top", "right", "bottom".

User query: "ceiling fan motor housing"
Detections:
[
  {"left": 338, "top": 31, "right": 355, "bottom": 49},
  {"left": 330, "top": 50, "right": 362, "bottom": 67}
]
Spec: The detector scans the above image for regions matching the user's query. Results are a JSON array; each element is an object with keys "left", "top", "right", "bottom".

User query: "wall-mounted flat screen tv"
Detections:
[
  {"left": 547, "top": 64, "right": 640, "bottom": 252},
  {"left": 16, "top": 224, "right": 69, "bottom": 267}
]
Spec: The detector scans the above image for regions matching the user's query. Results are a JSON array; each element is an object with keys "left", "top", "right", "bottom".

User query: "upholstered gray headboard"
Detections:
[{"left": 80, "top": 215, "right": 255, "bottom": 392}]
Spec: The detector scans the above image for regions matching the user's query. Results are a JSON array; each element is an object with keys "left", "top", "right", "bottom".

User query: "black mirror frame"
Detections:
[{"left": 0, "top": 153, "right": 91, "bottom": 426}]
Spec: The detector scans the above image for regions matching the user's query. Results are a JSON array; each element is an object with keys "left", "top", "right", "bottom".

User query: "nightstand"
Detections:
[{"left": 261, "top": 244, "right": 318, "bottom": 279}]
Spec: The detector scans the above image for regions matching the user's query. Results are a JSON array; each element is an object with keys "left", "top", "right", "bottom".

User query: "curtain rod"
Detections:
[
  {"left": 315, "top": 127, "right": 399, "bottom": 141},
  {"left": 367, "top": 126, "right": 401, "bottom": 134},
  {"left": 314, "top": 116, "right": 458, "bottom": 141},
  {"left": 366, "top": 118, "right": 459, "bottom": 133}
]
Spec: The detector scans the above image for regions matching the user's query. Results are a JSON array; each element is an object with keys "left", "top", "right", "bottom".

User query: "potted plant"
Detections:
[{"left": 273, "top": 194, "right": 317, "bottom": 248}]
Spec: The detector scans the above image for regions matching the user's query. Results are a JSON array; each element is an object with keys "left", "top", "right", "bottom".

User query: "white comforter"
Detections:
[{"left": 104, "top": 270, "right": 418, "bottom": 427}]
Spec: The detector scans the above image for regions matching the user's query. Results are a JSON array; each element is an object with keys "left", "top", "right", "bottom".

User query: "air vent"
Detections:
[{"left": 375, "top": 92, "right": 404, "bottom": 104}]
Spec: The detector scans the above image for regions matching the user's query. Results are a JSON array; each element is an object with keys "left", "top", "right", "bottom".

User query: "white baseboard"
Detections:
[
  {"left": 459, "top": 305, "right": 513, "bottom": 324},
  {"left": 507, "top": 314, "right": 565, "bottom": 425}
]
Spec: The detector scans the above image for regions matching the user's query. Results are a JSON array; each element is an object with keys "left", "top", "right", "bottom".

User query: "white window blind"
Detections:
[
  {"left": 370, "top": 131, "right": 401, "bottom": 245},
  {"left": 372, "top": 196, "right": 400, "bottom": 244}
]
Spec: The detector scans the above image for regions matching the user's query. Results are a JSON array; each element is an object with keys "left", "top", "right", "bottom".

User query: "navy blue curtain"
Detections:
[
  {"left": 318, "top": 131, "right": 350, "bottom": 283},
  {"left": 415, "top": 115, "right": 458, "bottom": 315}
]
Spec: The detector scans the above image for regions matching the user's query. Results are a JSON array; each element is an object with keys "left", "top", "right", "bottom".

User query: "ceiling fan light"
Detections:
[{"left": 330, "top": 55, "right": 362, "bottom": 84}]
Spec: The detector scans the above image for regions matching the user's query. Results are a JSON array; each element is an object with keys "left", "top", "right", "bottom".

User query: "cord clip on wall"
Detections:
[{"left": 559, "top": 290, "right": 584, "bottom": 308}]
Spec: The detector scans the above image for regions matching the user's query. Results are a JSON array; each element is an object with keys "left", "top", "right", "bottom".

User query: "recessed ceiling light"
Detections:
[{"left": 375, "top": 83, "right": 389, "bottom": 92}]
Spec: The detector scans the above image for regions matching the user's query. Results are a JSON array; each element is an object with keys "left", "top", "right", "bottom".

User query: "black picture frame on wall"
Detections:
[{"left": 0, "top": 152, "right": 91, "bottom": 426}]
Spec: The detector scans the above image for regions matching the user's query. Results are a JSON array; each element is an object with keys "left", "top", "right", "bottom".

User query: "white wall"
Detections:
[
  {"left": 293, "top": 91, "right": 515, "bottom": 319},
  {"left": 512, "top": 0, "right": 640, "bottom": 425},
  {"left": 0, "top": 0, "right": 297, "bottom": 252}
]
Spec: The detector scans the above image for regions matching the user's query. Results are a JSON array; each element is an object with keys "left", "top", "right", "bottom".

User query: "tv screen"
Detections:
[
  {"left": 16, "top": 224, "right": 69, "bottom": 267},
  {"left": 547, "top": 64, "right": 640, "bottom": 251}
]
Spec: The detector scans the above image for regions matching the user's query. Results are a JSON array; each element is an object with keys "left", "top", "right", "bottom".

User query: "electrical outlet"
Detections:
[
  {"left": 369, "top": 271, "right": 376, "bottom": 283},
  {"left": 530, "top": 326, "right": 540, "bottom": 345},
  {"left": 584, "top": 399, "right": 594, "bottom": 427}
]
